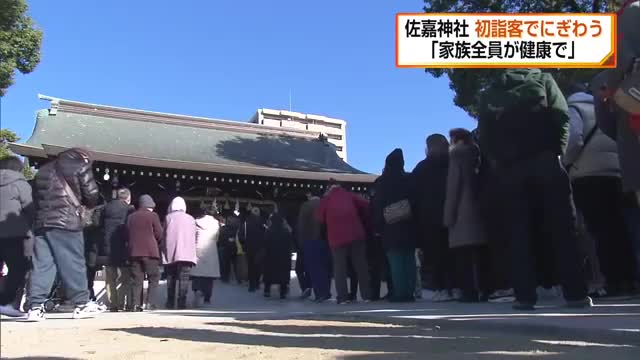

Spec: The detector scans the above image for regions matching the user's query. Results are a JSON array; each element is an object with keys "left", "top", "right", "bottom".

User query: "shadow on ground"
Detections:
[
  {"left": 3, "top": 358, "right": 81, "bottom": 360},
  {"left": 105, "top": 316, "right": 640, "bottom": 360}
]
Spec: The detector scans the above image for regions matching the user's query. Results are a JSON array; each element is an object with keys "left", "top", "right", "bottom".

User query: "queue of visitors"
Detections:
[{"left": 1, "top": 2, "right": 639, "bottom": 318}]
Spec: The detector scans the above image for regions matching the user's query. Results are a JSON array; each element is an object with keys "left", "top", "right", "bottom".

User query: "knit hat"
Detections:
[{"left": 138, "top": 194, "right": 156, "bottom": 209}]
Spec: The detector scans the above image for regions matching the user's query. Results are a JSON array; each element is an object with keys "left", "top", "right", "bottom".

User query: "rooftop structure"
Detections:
[
  {"left": 249, "top": 108, "right": 348, "bottom": 161},
  {"left": 11, "top": 95, "right": 371, "bottom": 184}
]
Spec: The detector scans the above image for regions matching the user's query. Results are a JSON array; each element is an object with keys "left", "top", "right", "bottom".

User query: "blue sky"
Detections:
[{"left": 0, "top": 0, "right": 474, "bottom": 174}]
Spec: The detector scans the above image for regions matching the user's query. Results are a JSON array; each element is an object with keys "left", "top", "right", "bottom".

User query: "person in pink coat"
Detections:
[{"left": 163, "top": 197, "right": 197, "bottom": 309}]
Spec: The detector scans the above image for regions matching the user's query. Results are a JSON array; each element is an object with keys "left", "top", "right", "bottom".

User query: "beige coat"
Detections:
[
  {"left": 443, "top": 144, "right": 486, "bottom": 248},
  {"left": 190, "top": 215, "right": 221, "bottom": 278}
]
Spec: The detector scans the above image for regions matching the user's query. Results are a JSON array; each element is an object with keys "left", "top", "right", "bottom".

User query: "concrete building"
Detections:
[{"left": 249, "top": 108, "right": 348, "bottom": 161}]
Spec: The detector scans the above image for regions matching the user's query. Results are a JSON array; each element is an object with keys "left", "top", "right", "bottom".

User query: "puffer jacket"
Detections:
[
  {"left": 0, "top": 168, "right": 34, "bottom": 239},
  {"left": 562, "top": 92, "right": 620, "bottom": 180},
  {"left": 33, "top": 149, "right": 99, "bottom": 232}
]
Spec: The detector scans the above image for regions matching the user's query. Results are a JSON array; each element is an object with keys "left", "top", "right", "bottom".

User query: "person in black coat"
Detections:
[
  {"left": 102, "top": 188, "right": 135, "bottom": 311},
  {"left": 239, "top": 207, "right": 266, "bottom": 292},
  {"left": 0, "top": 156, "right": 34, "bottom": 317},
  {"left": 263, "top": 208, "right": 293, "bottom": 299},
  {"left": 28, "top": 148, "right": 102, "bottom": 320},
  {"left": 84, "top": 201, "right": 106, "bottom": 301},
  {"left": 373, "top": 149, "right": 417, "bottom": 302},
  {"left": 366, "top": 182, "right": 392, "bottom": 301},
  {"left": 411, "top": 134, "right": 455, "bottom": 301},
  {"left": 218, "top": 215, "right": 240, "bottom": 284}
]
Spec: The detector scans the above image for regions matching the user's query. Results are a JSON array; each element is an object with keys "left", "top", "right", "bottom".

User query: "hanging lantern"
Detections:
[
  {"left": 103, "top": 168, "right": 110, "bottom": 181},
  {"left": 224, "top": 200, "right": 231, "bottom": 210},
  {"left": 199, "top": 200, "right": 206, "bottom": 209}
]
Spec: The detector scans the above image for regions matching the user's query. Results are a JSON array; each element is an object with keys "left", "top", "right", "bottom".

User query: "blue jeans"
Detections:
[
  {"left": 29, "top": 228, "right": 89, "bottom": 307},
  {"left": 304, "top": 240, "right": 332, "bottom": 299}
]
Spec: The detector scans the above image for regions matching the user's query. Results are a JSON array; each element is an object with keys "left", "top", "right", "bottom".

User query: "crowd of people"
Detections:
[{"left": 1, "top": 2, "right": 639, "bottom": 320}]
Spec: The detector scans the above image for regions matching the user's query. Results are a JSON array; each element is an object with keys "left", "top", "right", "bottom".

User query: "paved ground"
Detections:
[{"left": 1, "top": 281, "right": 639, "bottom": 359}]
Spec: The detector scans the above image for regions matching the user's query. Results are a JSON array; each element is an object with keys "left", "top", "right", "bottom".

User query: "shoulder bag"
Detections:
[
  {"left": 54, "top": 164, "right": 93, "bottom": 228},
  {"left": 383, "top": 199, "right": 412, "bottom": 225}
]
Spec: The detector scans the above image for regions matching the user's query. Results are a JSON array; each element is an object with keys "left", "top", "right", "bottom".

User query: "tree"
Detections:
[
  {"left": 0, "top": 128, "right": 19, "bottom": 159},
  {"left": 0, "top": 128, "right": 34, "bottom": 179},
  {"left": 423, "top": 0, "right": 621, "bottom": 118},
  {"left": 0, "top": 0, "right": 42, "bottom": 96}
]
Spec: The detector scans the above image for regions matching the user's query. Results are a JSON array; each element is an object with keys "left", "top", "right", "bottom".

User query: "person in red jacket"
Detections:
[{"left": 316, "top": 179, "right": 372, "bottom": 304}]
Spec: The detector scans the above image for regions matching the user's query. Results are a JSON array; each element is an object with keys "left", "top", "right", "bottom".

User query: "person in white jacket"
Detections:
[
  {"left": 190, "top": 207, "right": 221, "bottom": 305},
  {"left": 563, "top": 86, "right": 637, "bottom": 295}
]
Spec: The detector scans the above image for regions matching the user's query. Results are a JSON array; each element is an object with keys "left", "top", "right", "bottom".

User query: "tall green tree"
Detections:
[
  {"left": 0, "top": 128, "right": 19, "bottom": 159},
  {"left": 0, "top": 128, "right": 34, "bottom": 179},
  {"left": 0, "top": 0, "right": 42, "bottom": 96},
  {"left": 422, "top": 0, "right": 621, "bottom": 118}
]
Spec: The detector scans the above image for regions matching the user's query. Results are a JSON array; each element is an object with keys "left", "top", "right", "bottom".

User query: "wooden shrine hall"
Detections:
[{"left": 10, "top": 95, "right": 377, "bottom": 219}]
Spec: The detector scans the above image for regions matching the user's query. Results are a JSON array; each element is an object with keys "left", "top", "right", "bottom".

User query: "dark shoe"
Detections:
[
  {"left": 337, "top": 300, "right": 352, "bottom": 305},
  {"left": 264, "top": 292, "right": 271, "bottom": 298},
  {"left": 314, "top": 295, "right": 331, "bottom": 303},
  {"left": 566, "top": 296, "right": 593, "bottom": 309},
  {"left": 133, "top": 306, "right": 144, "bottom": 312},
  {"left": 299, "top": 288, "right": 312, "bottom": 300},
  {"left": 177, "top": 296, "right": 187, "bottom": 310},
  {"left": 280, "top": 285, "right": 289, "bottom": 299},
  {"left": 459, "top": 291, "right": 480, "bottom": 303},
  {"left": 248, "top": 287, "right": 257, "bottom": 293},
  {"left": 512, "top": 301, "right": 536, "bottom": 311}
]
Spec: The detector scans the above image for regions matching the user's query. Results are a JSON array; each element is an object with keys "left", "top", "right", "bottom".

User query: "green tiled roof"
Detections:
[{"left": 23, "top": 108, "right": 366, "bottom": 176}]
